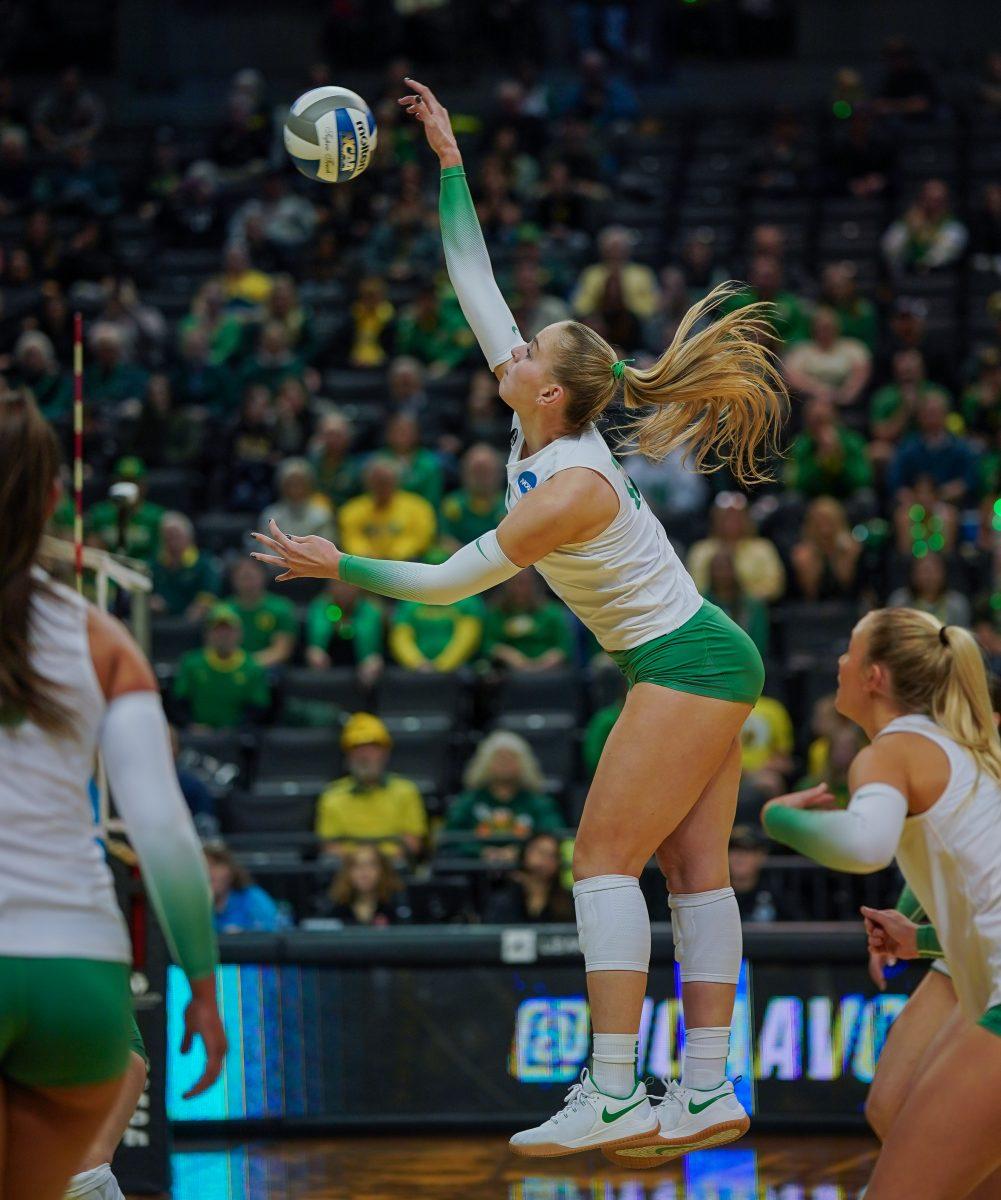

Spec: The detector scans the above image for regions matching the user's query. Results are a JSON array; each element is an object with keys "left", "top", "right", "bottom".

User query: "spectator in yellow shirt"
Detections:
[
  {"left": 389, "top": 587, "right": 485, "bottom": 673},
  {"left": 571, "top": 225, "right": 661, "bottom": 321},
  {"left": 315, "top": 713, "right": 428, "bottom": 860},
  {"left": 687, "top": 492, "right": 786, "bottom": 603},
  {"left": 740, "top": 695, "right": 795, "bottom": 796},
  {"left": 217, "top": 242, "right": 273, "bottom": 308},
  {"left": 338, "top": 457, "right": 436, "bottom": 562}
]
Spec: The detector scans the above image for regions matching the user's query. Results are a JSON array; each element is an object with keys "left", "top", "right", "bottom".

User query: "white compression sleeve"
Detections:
[
  {"left": 99, "top": 690, "right": 217, "bottom": 979},
  {"left": 439, "top": 165, "right": 524, "bottom": 370},
  {"left": 339, "top": 529, "right": 519, "bottom": 605},
  {"left": 763, "top": 782, "right": 908, "bottom": 874}
]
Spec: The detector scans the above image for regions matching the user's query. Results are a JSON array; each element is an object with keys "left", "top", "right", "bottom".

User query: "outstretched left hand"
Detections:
[
  {"left": 251, "top": 519, "right": 342, "bottom": 582},
  {"left": 760, "top": 782, "right": 838, "bottom": 825}
]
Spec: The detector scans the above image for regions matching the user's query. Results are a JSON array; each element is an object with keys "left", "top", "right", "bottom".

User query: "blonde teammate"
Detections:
[
  {"left": 252, "top": 78, "right": 786, "bottom": 1160},
  {"left": 0, "top": 393, "right": 226, "bottom": 1200},
  {"left": 763, "top": 610, "right": 1001, "bottom": 1199}
]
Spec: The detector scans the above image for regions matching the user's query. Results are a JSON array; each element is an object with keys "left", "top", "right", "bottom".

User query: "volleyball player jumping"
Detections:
[
  {"left": 253, "top": 78, "right": 786, "bottom": 1159},
  {"left": 0, "top": 393, "right": 226, "bottom": 1200},
  {"left": 764, "top": 610, "right": 1001, "bottom": 1199}
]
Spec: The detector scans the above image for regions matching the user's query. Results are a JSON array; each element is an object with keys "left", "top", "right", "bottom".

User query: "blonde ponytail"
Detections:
[
  {"left": 867, "top": 608, "right": 1001, "bottom": 784},
  {"left": 621, "top": 282, "right": 788, "bottom": 485},
  {"left": 551, "top": 282, "right": 787, "bottom": 486}
]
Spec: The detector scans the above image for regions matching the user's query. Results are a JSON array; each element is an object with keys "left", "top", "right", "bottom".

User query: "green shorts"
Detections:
[
  {"left": 979, "top": 1002, "right": 1001, "bottom": 1040},
  {"left": 610, "top": 600, "right": 765, "bottom": 706},
  {"left": 0, "top": 957, "right": 132, "bottom": 1087}
]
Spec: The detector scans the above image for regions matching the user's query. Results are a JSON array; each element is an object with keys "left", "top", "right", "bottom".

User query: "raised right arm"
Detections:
[{"left": 400, "top": 77, "right": 524, "bottom": 376}]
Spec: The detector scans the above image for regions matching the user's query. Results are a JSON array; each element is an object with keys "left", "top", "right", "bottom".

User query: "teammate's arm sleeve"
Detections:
[
  {"left": 99, "top": 691, "right": 218, "bottom": 980},
  {"left": 762, "top": 782, "right": 908, "bottom": 874},
  {"left": 340, "top": 529, "right": 519, "bottom": 605},
  {"left": 439, "top": 165, "right": 523, "bottom": 370}
]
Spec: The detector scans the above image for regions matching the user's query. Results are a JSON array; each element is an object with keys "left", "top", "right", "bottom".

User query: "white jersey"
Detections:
[
  {"left": 879, "top": 714, "right": 1001, "bottom": 1019},
  {"left": 0, "top": 570, "right": 130, "bottom": 962},
  {"left": 505, "top": 416, "right": 702, "bottom": 652}
]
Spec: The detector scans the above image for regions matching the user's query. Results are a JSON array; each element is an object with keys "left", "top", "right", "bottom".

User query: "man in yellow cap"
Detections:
[{"left": 315, "top": 713, "right": 428, "bottom": 860}]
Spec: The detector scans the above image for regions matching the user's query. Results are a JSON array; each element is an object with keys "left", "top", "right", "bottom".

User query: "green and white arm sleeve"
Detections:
[
  {"left": 763, "top": 782, "right": 908, "bottom": 874},
  {"left": 439, "top": 165, "right": 524, "bottom": 370},
  {"left": 100, "top": 691, "right": 218, "bottom": 980},
  {"left": 896, "top": 883, "right": 944, "bottom": 958},
  {"left": 340, "top": 529, "right": 518, "bottom": 604}
]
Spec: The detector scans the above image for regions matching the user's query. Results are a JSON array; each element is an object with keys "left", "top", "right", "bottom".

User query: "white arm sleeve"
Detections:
[
  {"left": 439, "top": 165, "right": 524, "bottom": 370},
  {"left": 763, "top": 782, "right": 908, "bottom": 874},
  {"left": 339, "top": 528, "right": 519, "bottom": 605},
  {"left": 100, "top": 691, "right": 218, "bottom": 979}
]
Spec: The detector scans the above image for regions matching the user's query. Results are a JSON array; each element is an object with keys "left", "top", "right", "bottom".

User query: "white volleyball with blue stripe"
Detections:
[{"left": 283, "top": 86, "right": 377, "bottom": 183}]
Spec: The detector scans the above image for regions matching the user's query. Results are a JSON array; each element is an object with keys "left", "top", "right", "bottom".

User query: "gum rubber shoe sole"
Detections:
[{"left": 600, "top": 1115, "right": 750, "bottom": 1169}]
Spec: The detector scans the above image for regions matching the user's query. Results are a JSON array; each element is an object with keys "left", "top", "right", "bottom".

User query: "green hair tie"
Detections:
[{"left": 610, "top": 357, "right": 635, "bottom": 380}]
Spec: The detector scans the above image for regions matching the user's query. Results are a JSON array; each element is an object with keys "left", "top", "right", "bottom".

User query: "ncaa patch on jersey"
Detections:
[{"left": 517, "top": 471, "right": 538, "bottom": 494}]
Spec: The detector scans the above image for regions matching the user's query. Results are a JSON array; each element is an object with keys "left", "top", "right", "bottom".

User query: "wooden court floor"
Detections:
[{"left": 163, "top": 1133, "right": 879, "bottom": 1199}]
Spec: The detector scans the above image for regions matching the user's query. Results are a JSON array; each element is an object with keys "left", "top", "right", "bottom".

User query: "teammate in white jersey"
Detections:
[
  {"left": 763, "top": 608, "right": 1001, "bottom": 1199},
  {"left": 252, "top": 79, "right": 786, "bottom": 1160},
  {"left": 0, "top": 393, "right": 226, "bottom": 1200}
]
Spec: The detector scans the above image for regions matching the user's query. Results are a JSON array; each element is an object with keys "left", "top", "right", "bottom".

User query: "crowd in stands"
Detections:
[{"left": 4, "top": 41, "right": 1000, "bottom": 928}]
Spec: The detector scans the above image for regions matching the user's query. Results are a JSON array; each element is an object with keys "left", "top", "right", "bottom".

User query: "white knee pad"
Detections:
[
  {"left": 572, "top": 874, "right": 651, "bottom": 974},
  {"left": 669, "top": 887, "right": 742, "bottom": 984}
]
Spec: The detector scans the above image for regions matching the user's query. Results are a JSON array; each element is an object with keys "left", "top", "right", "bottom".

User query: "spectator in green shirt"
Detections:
[
  {"left": 306, "top": 578, "right": 385, "bottom": 685},
  {"left": 87, "top": 456, "right": 164, "bottom": 562},
  {"left": 83, "top": 322, "right": 149, "bottom": 411},
  {"left": 150, "top": 512, "right": 221, "bottom": 620},
  {"left": 869, "top": 349, "right": 952, "bottom": 468},
  {"left": 173, "top": 604, "right": 271, "bottom": 729},
  {"left": 237, "top": 321, "right": 305, "bottom": 394},
  {"left": 961, "top": 346, "right": 1001, "bottom": 448},
  {"left": 308, "top": 411, "right": 361, "bottom": 509},
  {"left": 389, "top": 594, "right": 484, "bottom": 673},
  {"left": 394, "top": 283, "right": 477, "bottom": 375},
  {"left": 380, "top": 411, "right": 443, "bottom": 508},
  {"left": 721, "top": 256, "right": 809, "bottom": 348},
  {"left": 444, "top": 731, "right": 564, "bottom": 860},
  {"left": 582, "top": 674, "right": 627, "bottom": 778},
  {"left": 226, "top": 557, "right": 298, "bottom": 668},
  {"left": 818, "top": 262, "right": 878, "bottom": 352},
  {"left": 8, "top": 331, "right": 71, "bottom": 422},
  {"left": 483, "top": 571, "right": 573, "bottom": 672},
  {"left": 439, "top": 443, "right": 507, "bottom": 552},
  {"left": 786, "top": 396, "right": 874, "bottom": 500},
  {"left": 705, "top": 548, "right": 770, "bottom": 658}
]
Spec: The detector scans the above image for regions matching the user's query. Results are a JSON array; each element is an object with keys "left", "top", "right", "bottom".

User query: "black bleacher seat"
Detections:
[
  {"left": 373, "top": 669, "right": 467, "bottom": 725},
  {"left": 253, "top": 727, "right": 342, "bottom": 787},
  {"left": 194, "top": 512, "right": 255, "bottom": 555},
  {"left": 145, "top": 467, "right": 194, "bottom": 511},
  {"left": 221, "top": 788, "right": 318, "bottom": 835},
  {"left": 151, "top": 616, "right": 202, "bottom": 663},
  {"left": 238, "top": 860, "right": 334, "bottom": 921},
  {"left": 406, "top": 877, "right": 475, "bottom": 923},
  {"left": 278, "top": 668, "right": 364, "bottom": 724},
  {"left": 382, "top": 728, "right": 454, "bottom": 799},
  {"left": 322, "top": 369, "right": 388, "bottom": 403},
  {"left": 774, "top": 601, "right": 858, "bottom": 669},
  {"left": 495, "top": 669, "right": 583, "bottom": 719},
  {"left": 587, "top": 667, "right": 627, "bottom": 714}
]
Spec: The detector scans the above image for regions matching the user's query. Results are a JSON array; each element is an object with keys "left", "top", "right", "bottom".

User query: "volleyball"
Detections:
[{"left": 283, "top": 86, "right": 377, "bottom": 183}]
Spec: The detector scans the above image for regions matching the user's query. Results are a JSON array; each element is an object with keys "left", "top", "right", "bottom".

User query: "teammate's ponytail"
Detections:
[
  {"left": 0, "top": 389, "right": 74, "bottom": 734},
  {"left": 554, "top": 282, "right": 787, "bottom": 487},
  {"left": 867, "top": 608, "right": 1001, "bottom": 784}
]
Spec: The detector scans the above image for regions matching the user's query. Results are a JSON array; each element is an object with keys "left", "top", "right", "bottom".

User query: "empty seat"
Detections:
[
  {"left": 383, "top": 729, "right": 455, "bottom": 799},
  {"left": 220, "top": 789, "right": 318, "bottom": 835},
  {"left": 145, "top": 468, "right": 194, "bottom": 511},
  {"left": 278, "top": 668, "right": 364, "bottom": 724},
  {"left": 373, "top": 669, "right": 467, "bottom": 725},
  {"left": 151, "top": 616, "right": 202, "bottom": 663},
  {"left": 253, "top": 728, "right": 342, "bottom": 786},
  {"left": 496, "top": 670, "right": 583, "bottom": 719},
  {"left": 194, "top": 512, "right": 255, "bottom": 555},
  {"left": 775, "top": 602, "right": 858, "bottom": 669}
]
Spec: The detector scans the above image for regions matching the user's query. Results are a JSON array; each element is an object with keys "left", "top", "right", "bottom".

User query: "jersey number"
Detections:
[{"left": 611, "top": 456, "right": 643, "bottom": 510}]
